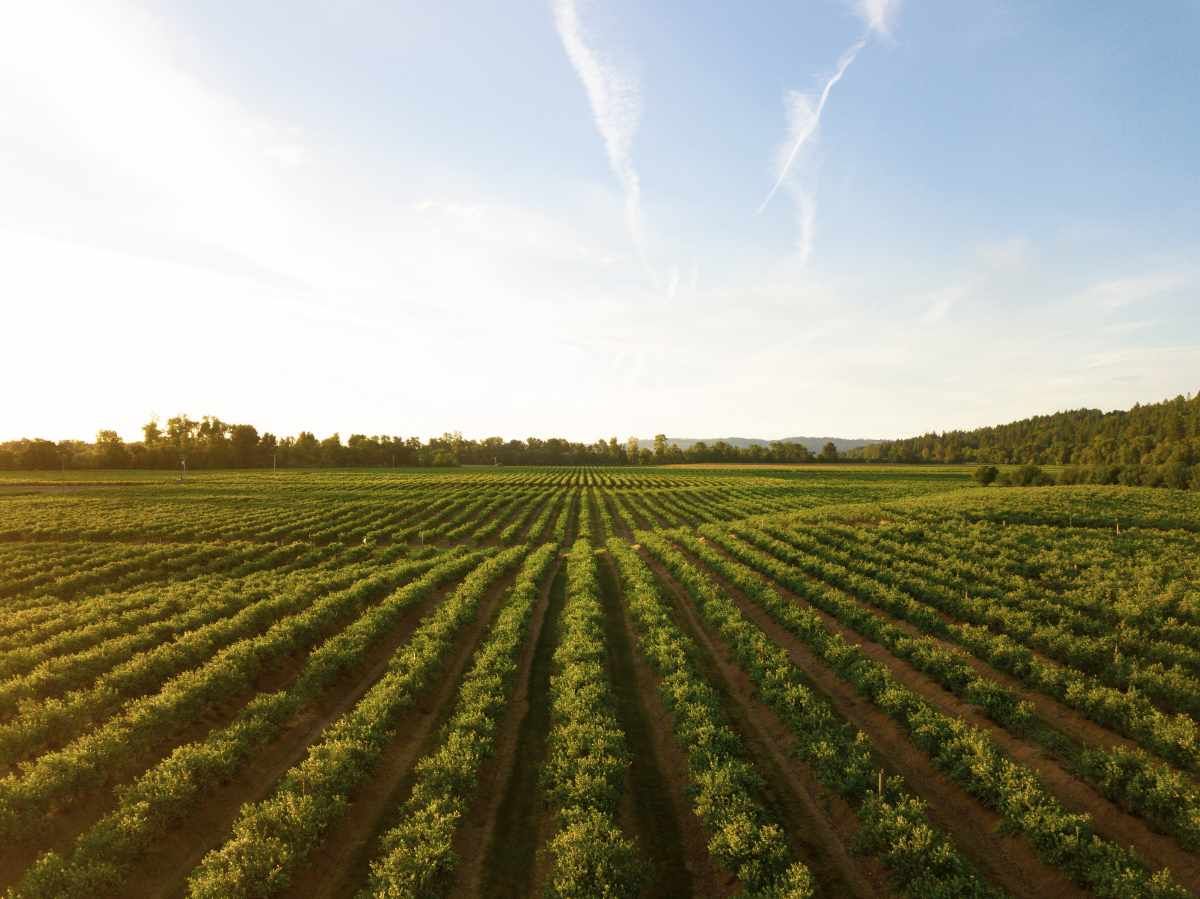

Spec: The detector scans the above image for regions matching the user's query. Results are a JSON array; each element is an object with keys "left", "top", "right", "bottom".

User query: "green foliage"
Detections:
[
  {"left": 606, "top": 539, "right": 813, "bottom": 896},
  {"left": 364, "top": 544, "right": 557, "bottom": 897},
  {"left": 541, "top": 540, "right": 644, "bottom": 898},
  {"left": 639, "top": 532, "right": 996, "bottom": 898},
  {"left": 973, "top": 464, "right": 999, "bottom": 485},
  {"left": 185, "top": 546, "right": 529, "bottom": 898}
]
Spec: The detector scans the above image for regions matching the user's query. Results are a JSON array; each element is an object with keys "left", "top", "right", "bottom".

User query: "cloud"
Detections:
[
  {"left": 552, "top": 0, "right": 648, "bottom": 273},
  {"left": 854, "top": 0, "right": 901, "bottom": 38},
  {"left": 1078, "top": 273, "right": 1188, "bottom": 309},
  {"left": 757, "top": 40, "right": 865, "bottom": 216},
  {"left": 921, "top": 285, "right": 971, "bottom": 324},
  {"left": 757, "top": 0, "right": 899, "bottom": 266}
]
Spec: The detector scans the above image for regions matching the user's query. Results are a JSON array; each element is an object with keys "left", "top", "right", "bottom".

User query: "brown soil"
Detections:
[
  {"left": 596, "top": 552, "right": 728, "bottom": 898},
  {"left": 450, "top": 556, "right": 561, "bottom": 898},
  {"left": 0, "top": 572, "right": 435, "bottom": 890},
  {"left": 652, "top": 545, "right": 1089, "bottom": 899},
  {"left": 472, "top": 560, "right": 568, "bottom": 898},
  {"left": 699, "top": 545, "right": 1200, "bottom": 890},
  {"left": 604, "top": 493, "right": 635, "bottom": 541},
  {"left": 781, "top": 533, "right": 1200, "bottom": 788},
  {"left": 587, "top": 490, "right": 605, "bottom": 546},
  {"left": 636, "top": 550, "right": 895, "bottom": 899},
  {"left": 269, "top": 568, "right": 523, "bottom": 899},
  {"left": 94, "top": 575, "right": 469, "bottom": 899}
]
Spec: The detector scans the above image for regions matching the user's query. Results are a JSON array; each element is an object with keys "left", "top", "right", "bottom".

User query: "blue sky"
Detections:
[{"left": 2, "top": 1, "right": 1197, "bottom": 442}]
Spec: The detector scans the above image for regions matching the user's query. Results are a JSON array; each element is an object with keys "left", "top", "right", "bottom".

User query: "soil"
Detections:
[
  {"left": 271, "top": 567, "right": 524, "bottom": 899},
  {"left": 450, "top": 555, "right": 561, "bottom": 897},
  {"left": 650, "top": 542, "right": 1091, "bottom": 899},
  {"left": 596, "top": 552, "right": 727, "bottom": 898},
  {"left": 472, "top": 560, "right": 567, "bottom": 898},
  {"left": 636, "top": 550, "right": 895, "bottom": 899},
  {"left": 0, "top": 569, "right": 440, "bottom": 891},
  {"left": 694, "top": 540, "right": 1200, "bottom": 890},
  {"left": 89, "top": 574, "right": 469, "bottom": 898}
]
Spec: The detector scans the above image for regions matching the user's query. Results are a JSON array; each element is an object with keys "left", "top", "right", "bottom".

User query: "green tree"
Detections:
[
  {"left": 820, "top": 441, "right": 839, "bottom": 462},
  {"left": 973, "top": 464, "right": 999, "bottom": 486},
  {"left": 230, "top": 424, "right": 260, "bottom": 467},
  {"left": 653, "top": 434, "right": 669, "bottom": 462},
  {"left": 95, "top": 430, "right": 130, "bottom": 468},
  {"left": 142, "top": 417, "right": 162, "bottom": 446}
]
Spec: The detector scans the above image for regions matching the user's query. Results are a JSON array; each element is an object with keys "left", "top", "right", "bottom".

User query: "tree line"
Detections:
[
  {"left": 0, "top": 416, "right": 841, "bottom": 470},
  {"left": 854, "top": 392, "right": 1200, "bottom": 490}
]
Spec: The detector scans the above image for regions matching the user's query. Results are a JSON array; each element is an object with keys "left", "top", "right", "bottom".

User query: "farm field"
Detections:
[{"left": 0, "top": 466, "right": 1198, "bottom": 898}]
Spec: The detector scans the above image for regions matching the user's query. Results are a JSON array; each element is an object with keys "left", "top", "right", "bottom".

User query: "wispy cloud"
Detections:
[
  {"left": 757, "top": 39, "right": 865, "bottom": 216},
  {"left": 1079, "top": 273, "right": 1188, "bottom": 309},
  {"left": 921, "top": 285, "right": 970, "bottom": 324},
  {"left": 855, "top": 0, "right": 901, "bottom": 39},
  {"left": 552, "top": 0, "right": 649, "bottom": 275},
  {"left": 758, "top": 0, "right": 899, "bottom": 265}
]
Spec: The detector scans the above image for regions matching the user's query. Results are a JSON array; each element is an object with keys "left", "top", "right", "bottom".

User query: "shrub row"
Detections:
[
  {"left": 11, "top": 549, "right": 489, "bottom": 898},
  {"left": 362, "top": 542, "right": 557, "bottom": 896},
  {"left": 739, "top": 523, "right": 1200, "bottom": 775},
  {"left": 0, "top": 553, "right": 457, "bottom": 840},
  {"left": 542, "top": 539, "right": 642, "bottom": 898},
  {"left": 185, "top": 545, "right": 529, "bottom": 898},
  {"left": 637, "top": 533, "right": 995, "bottom": 899},
  {"left": 605, "top": 539, "right": 814, "bottom": 897},
  {"left": 660, "top": 531, "right": 1188, "bottom": 898},
  {"left": 695, "top": 528, "right": 1200, "bottom": 852}
]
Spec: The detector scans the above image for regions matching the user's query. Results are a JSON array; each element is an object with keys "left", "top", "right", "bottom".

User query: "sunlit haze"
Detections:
[{"left": 3, "top": 1, "right": 1198, "bottom": 443}]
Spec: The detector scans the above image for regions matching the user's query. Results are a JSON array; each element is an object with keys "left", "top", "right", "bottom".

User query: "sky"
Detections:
[{"left": 2, "top": 0, "right": 1198, "bottom": 444}]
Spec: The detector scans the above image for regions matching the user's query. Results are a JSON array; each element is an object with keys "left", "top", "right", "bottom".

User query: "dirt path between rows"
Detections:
[
  {"left": 604, "top": 492, "right": 635, "bottom": 542},
  {"left": 115, "top": 576, "right": 467, "bottom": 899},
  {"left": 596, "top": 552, "right": 725, "bottom": 898},
  {"left": 0, "top": 568, "right": 436, "bottom": 891},
  {"left": 273, "top": 568, "right": 524, "bottom": 899},
  {"left": 696, "top": 542, "right": 1200, "bottom": 891},
  {"left": 791, "top": 545, "right": 1198, "bottom": 776},
  {"left": 450, "top": 554, "right": 558, "bottom": 897},
  {"left": 636, "top": 550, "right": 894, "bottom": 899},
  {"left": 469, "top": 561, "right": 567, "bottom": 898},
  {"left": 657, "top": 544, "right": 1088, "bottom": 899}
]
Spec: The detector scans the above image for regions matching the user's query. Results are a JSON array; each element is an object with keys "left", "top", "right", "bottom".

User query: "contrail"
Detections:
[
  {"left": 756, "top": 37, "right": 865, "bottom": 215},
  {"left": 552, "top": 0, "right": 651, "bottom": 277},
  {"left": 757, "top": 0, "right": 900, "bottom": 267}
]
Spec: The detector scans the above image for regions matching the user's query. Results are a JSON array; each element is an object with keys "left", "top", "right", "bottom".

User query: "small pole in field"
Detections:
[
  {"left": 273, "top": 453, "right": 277, "bottom": 473},
  {"left": 878, "top": 769, "right": 884, "bottom": 797}
]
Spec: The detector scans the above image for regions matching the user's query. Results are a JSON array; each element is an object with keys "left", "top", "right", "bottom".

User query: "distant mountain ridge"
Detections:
[{"left": 642, "top": 436, "right": 884, "bottom": 454}]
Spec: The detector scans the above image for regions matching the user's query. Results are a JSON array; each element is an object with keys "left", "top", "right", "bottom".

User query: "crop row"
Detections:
[
  {"left": 11, "top": 548, "right": 493, "bottom": 898},
  {"left": 0, "top": 551, "right": 466, "bottom": 840},
  {"left": 737, "top": 522, "right": 1200, "bottom": 775},
  {"left": 605, "top": 539, "right": 815, "bottom": 896},
  {"left": 634, "top": 534, "right": 996, "bottom": 898},
  {"left": 362, "top": 542, "right": 558, "bottom": 896},
  {"left": 687, "top": 528, "right": 1200, "bottom": 852},
  {"left": 185, "top": 544, "right": 529, "bottom": 897},
  {"left": 0, "top": 555, "right": 452, "bottom": 767},
  {"left": 541, "top": 540, "right": 642, "bottom": 897},
  {"left": 645, "top": 531, "right": 1189, "bottom": 897},
  {"left": 809, "top": 521, "right": 1200, "bottom": 687}
]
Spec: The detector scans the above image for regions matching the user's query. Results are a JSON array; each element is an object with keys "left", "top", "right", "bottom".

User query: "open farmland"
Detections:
[{"left": 0, "top": 466, "right": 1198, "bottom": 898}]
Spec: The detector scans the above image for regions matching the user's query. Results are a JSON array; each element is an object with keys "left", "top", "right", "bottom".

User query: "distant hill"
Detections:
[
  {"left": 642, "top": 436, "right": 884, "bottom": 454},
  {"left": 851, "top": 392, "right": 1199, "bottom": 465}
]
